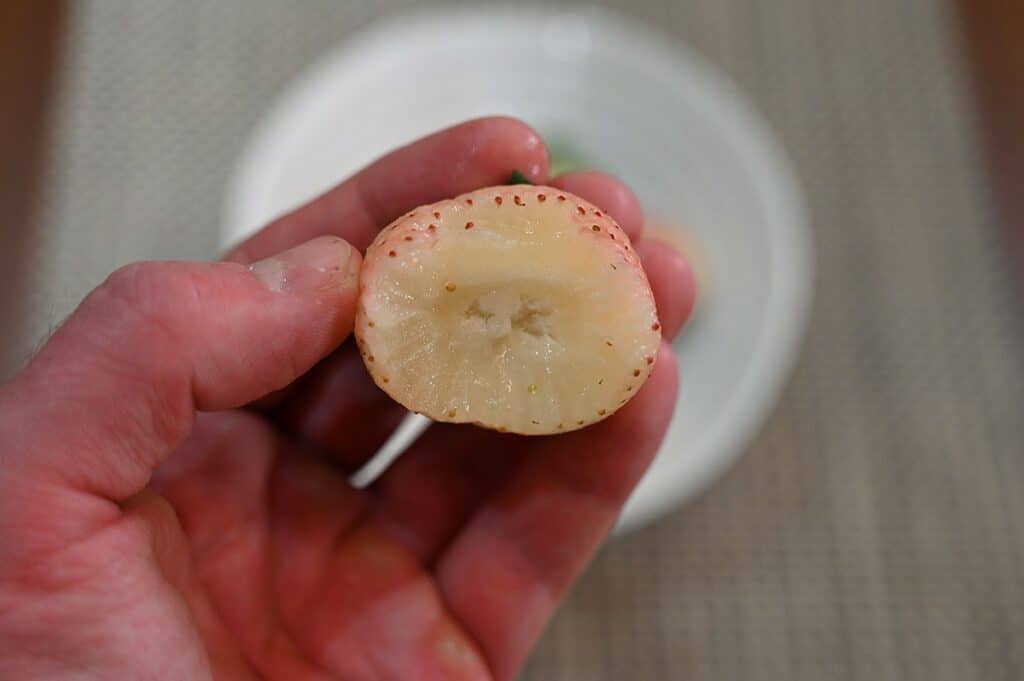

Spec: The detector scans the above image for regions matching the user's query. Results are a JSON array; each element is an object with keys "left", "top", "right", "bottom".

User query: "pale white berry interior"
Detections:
[{"left": 356, "top": 185, "right": 660, "bottom": 435}]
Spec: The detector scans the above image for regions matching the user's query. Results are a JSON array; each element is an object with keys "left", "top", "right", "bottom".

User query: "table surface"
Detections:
[{"left": 4, "top": 1, "right": 1024, "bottom": 679}]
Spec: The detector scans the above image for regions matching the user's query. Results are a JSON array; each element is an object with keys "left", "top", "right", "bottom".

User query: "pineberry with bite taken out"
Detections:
[{"left": 355, "top": 185, "right": 660, "bottom": 435}]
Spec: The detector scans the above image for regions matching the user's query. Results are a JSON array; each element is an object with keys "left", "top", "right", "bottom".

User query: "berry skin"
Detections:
[{"left": 355, "top": 185, "right": 660, "bottom": 436}]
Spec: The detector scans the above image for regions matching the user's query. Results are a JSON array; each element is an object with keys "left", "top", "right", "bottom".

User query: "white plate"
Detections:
[{"left": 221, "top": 5, "right": 813, "bottom": 534}]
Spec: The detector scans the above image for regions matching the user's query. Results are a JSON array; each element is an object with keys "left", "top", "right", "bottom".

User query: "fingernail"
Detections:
[{"left": 249, "top": 236, "right": 358, "bottom": 293}]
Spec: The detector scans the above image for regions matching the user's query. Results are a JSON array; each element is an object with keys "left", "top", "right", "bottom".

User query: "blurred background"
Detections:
[{"left": 2, "top": 1, "right": 1023, "bottom": 679}]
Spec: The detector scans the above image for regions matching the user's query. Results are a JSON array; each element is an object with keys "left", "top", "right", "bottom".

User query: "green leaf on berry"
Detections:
[{"left": 506, "top": 170, "right": 533, "bottom": 185}]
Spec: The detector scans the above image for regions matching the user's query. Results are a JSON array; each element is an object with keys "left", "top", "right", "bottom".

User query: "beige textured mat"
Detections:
[{"left": 9, "top": 1, "right": 1024, "bottom": 679}]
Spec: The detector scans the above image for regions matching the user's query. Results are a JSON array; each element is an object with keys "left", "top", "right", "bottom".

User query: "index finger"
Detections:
[{"left": 226, "top": 117, "right": 550, "bottom": 263}]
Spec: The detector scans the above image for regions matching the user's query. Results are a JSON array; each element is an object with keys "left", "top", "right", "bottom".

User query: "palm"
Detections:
[
  {"left": 149, "top": 406, "right": 486, "bottom": 680},
  {"left": 146, "top": 334, "right": 676, "bottom": 680}
]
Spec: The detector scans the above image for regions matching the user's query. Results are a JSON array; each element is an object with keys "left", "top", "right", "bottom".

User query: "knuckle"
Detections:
[{"left": 101, "top": 262, "right": 189, "bottom": 313}]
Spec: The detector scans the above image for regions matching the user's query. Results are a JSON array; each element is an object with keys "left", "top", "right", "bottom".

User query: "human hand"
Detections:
[{"left": 0, "top": 118, "right": 696, "bottom": 680}]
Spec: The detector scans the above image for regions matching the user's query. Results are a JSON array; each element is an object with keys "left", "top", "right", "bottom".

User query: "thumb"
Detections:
[{"left": 0, "top": 236, "right": 359, "bottom": 507}]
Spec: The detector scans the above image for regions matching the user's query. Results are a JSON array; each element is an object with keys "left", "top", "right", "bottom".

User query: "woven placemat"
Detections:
[{"left": 12, "top": 1, "right": 1024, "bottom": 679}]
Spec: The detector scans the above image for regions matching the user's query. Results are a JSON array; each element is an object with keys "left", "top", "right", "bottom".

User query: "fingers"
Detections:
[
  {"left": 436, "top": 344, "right": 679, "bottom": 680},
  {"left": 371, "top": 425, "right": 527, "bottom": 562},
  {"left": 267, "top": 437, "right": 490, "bottom": 680},
  {"left": 227, "top": 117, "right": 550, "bottom": 262},
  {"left": 149, "top": 412, "right": 282, "bottom": 556},
  {"left": 549, "top": 170, "right": 644, "bottom": 241},
  {"left": 274, "top": 343, "right": 407, "bottom": 472},
  {"left": 549, "top": 172, "right": 698, "bottom": 336},
  {"left": 636, "top": 238, "right": 697, "bottom": 340},
  {"left": 0, "top": 236, "right": 359, "bottom": 531}
]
